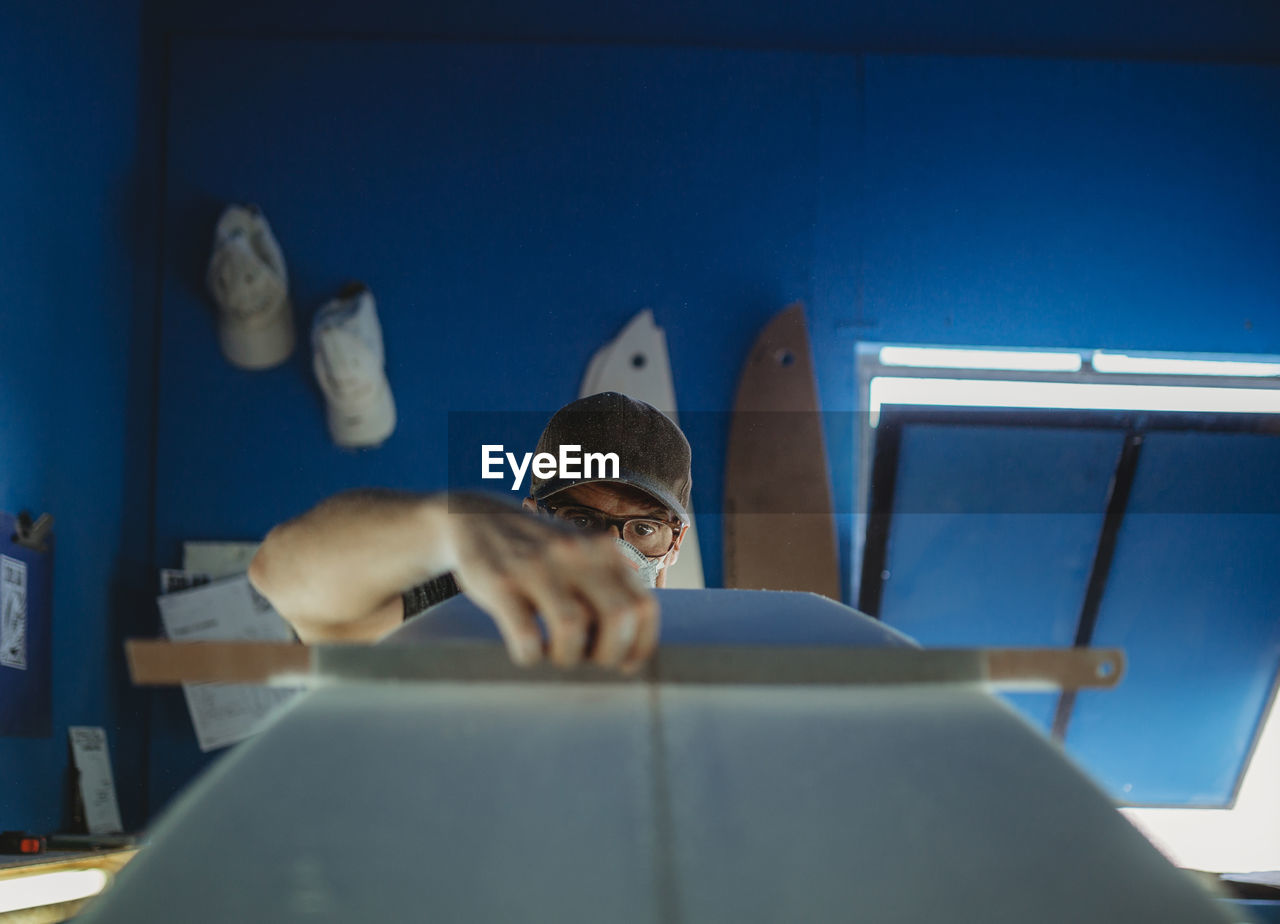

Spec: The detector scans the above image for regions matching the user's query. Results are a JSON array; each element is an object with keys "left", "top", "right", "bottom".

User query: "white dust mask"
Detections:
[{"left": 614, "top": 538, "right": 665, "bottom": 588}]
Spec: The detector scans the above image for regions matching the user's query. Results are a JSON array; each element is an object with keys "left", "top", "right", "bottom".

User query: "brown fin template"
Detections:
[{"left": 723, "top": 303, "right": 841, "bottom": 599}]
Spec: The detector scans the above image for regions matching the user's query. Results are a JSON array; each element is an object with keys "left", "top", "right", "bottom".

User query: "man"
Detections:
[{"left": 248, "top": 392, "right": 690, "bottom": 673}]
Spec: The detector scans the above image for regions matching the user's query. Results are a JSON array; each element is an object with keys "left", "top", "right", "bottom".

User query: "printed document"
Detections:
[{"left": 157, "top": 575, "right": 300, "bottom": 751}]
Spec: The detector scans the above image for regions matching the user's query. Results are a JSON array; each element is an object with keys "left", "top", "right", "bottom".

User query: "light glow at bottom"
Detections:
[
  {"left": 0, "top": 869, "right": 109, "bottom": 914},
  {"left": 1122, "top": 690, "right": 1280, "bottom": 873}
]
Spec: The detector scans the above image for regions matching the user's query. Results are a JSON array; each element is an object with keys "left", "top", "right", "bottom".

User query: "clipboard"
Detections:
[{"left": 0, "top": 510, "right": 54, "bottom": 737}]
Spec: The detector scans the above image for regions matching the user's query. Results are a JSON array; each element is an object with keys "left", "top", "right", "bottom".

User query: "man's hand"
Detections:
[
  {"left": 443, "top": 494, "right": 658, "bottom": 672},
  {"left": 250, "top": 489, "right": 659, "bottom": 671}
]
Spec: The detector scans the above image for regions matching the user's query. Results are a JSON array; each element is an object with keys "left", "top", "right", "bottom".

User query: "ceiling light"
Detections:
[
  {"left": 878, "top": 346, "right": 1083, "bottom": 373},
  {"left": 1092, "top": 352, "right": 1280, "bottom": 377},
  {"left": 868, "top": 376, "right": 1280, "bottom": 426}
]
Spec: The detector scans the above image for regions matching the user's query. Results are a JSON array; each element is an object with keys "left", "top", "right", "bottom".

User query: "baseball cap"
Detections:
[
  {"left": 312, "top": 283, "right": 397, "bottom": 448},
  {"left": 530, "top": 392, "right": 691, "bottom": 523},
  {"left": 206, "top": 204, "right": 295, "bottom": 370}
]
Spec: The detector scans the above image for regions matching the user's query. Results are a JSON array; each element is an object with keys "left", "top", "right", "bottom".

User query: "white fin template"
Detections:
[{"left": 580, "top": 311, "right": 705, "bottom": 589}]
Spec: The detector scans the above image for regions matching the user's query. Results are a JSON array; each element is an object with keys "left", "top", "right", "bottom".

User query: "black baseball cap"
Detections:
[{"left": 529, "top": 392, "right": 691, "bottom": 523}]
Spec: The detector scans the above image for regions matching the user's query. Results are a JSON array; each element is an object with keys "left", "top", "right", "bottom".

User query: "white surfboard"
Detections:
[
  {"left": 580, "top": 310, "right": 705, "bottom": 589},
  {"left": 86, "top": 591, "right": 1231, "bottom": 923}
]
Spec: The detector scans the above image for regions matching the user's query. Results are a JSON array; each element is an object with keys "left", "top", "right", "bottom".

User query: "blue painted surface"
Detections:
[
  {"left": 839, "top": 52, "right": 1280, "bottom": 773},
  {"left": 857, "top": 55, "right": 1280, "bottom": 353},
  {"left": 141, "top": 18, "right": 1280, "bottom": 817},
  {"left": 876, "top": 425, "right": 1120, "bottom": 730},
  {"left": 0, "top": 1, "right": 148, "bottom": 831},
  {"left": 0, "top": 0, "right": 1276, "bottom": 843},
  {"left": 1066, "top": 431, "right": 1280, "bottom": 806},
  {"left": 155, "top": 35, "right": 822, "bottom": 552},
  {"left": 149, "top": 37, "right": 825, "bottom": 807}
]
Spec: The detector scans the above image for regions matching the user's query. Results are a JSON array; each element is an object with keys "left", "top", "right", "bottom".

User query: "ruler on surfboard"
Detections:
[{"left": 126, "top": 639, "right": 1124, "bottom": 691}]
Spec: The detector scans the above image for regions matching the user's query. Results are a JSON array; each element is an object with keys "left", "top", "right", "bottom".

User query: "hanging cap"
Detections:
[{"left": 206, "top": 204, "right": 295, "bottom": 370}]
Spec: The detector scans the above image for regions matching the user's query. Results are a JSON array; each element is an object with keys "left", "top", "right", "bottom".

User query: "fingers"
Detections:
[
  {"left": 525, "top": 576, "right": 590, "bottom": 668},
  {"left": 573, "top": 541, "right": 650, "bottom": 669},
  {"left": 447, "top": 504, "right": 659, "bottom": 671},
  {"left": 527, "top": 537, "right": 649, "bottom": 669},
  {"left": 475, "top": 583, "right": 544, "bottom": 667},
  {"left": 620, "top": 594, "right": 660, "bottom": 675},
  {"left": 591, "top": 600, "right": 638, "bottom": 668}
]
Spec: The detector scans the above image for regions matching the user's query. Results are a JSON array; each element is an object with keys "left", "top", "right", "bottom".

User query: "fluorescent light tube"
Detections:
[
  {"left": 868, "top": 376, "right": 1280, "bottom": 426},
  {"left": 0, "top": 869, "right": 109, "bottom": 914},
  {"left": 878, "top": 346, "right": 1083, "bottom": 372},
  {"left": 1092, "top": 351, "right": 1280, "bottom": 377}
]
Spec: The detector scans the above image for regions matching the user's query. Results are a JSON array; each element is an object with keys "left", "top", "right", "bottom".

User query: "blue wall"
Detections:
[
  {"left": 144, "top": 25, "right": 1280, "bottom": 810},
  {"left": 3, "top": 0, "right": 1278, "bottom": 827},
  {"left": 0, "top": 1, "right": 150, "bottom": 832}
]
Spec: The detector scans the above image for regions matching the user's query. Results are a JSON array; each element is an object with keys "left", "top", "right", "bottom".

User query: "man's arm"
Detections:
[
  {"left": 248, "top": 490, "right": 440, "bottom": 644},
  {"left": 248, "top": 489, "right": 657, "bottom": 670}
]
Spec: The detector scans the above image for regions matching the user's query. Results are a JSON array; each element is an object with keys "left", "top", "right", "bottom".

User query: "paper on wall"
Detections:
[
  {"left": 160, "top": 568, "right": 212, "bottom": 595},
  {"left": 1, "top": 554, "right": 27, "bottom": 670},
  {"left": 157, "top": 574, "right": 300, "bottom": 751},
  {"left": 182, "top": 541, "right": 260, "bottom": 579},
  {"left": 68, "top": 726, "right": 125, "bottom": 834}
]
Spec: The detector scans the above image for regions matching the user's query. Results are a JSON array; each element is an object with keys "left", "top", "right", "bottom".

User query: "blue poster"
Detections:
[{"left": 0, "top": 511, "right": 53, "bottom": 737}]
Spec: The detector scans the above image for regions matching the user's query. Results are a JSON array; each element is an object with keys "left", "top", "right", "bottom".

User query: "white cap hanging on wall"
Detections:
[
  {"left": 206, "top": 204, "right": 295, "bottom": 370},
  {"left": 312, "top": 283, "right": 397, "bottom": 448}
]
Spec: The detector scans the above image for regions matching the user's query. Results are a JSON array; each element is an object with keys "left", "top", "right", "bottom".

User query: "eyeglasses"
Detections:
[{"left": 537, "top": 502, "right": 680, "bottom": 558}]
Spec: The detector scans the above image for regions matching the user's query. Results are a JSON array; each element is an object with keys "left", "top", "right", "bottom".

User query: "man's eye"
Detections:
[
  {"left": 632, "top": 522, "right": 656, "bottom": 537},
  {"left": 567, "top": 516, "right": 596, "bottom": 530}
]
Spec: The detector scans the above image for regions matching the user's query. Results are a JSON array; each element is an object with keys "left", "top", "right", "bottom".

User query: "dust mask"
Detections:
[{"left": 614, "top": 538, "right": 665, "bottom": 588}]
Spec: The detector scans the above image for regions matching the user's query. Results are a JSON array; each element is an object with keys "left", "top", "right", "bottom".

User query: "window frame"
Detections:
[{"left": 853, "top": 342, "right": 1280, "bottom": 866}]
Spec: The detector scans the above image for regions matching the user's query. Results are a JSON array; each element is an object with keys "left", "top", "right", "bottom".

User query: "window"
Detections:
[{"left": 856, "top": 343, "right": 1280, "bottom": 870}]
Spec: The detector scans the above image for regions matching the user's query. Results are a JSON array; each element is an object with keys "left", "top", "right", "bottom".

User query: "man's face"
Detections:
[{"left": 523, "top": 482, "right": 684, "bottom": 586}]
